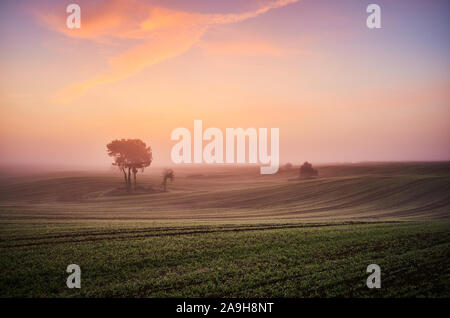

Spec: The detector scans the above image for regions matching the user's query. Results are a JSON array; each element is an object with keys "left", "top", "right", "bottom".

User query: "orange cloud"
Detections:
[
  {"left": 209, "top": 0, "right": 298, "bottom": 24},
  {"left": 54, "top": 26, "right": 206, "bottom": 103},
  {"left": 34, "top": 0, "right": 299, "bottom": 102}
]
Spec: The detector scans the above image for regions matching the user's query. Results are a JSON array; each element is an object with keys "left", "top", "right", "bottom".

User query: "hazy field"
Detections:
[
  {"left": 0, "top": 162, "right": 449, "bottom": 222},
  {"left": 0, "top": 162, "right": 449, "bottom": 297}
]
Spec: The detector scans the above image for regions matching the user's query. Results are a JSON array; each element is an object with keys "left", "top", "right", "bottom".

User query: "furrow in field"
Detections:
[{"left": 0, "top": 221, "right": 400, "bottom": 248}]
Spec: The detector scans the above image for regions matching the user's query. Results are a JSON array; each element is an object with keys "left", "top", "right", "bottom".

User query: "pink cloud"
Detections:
[{"left": 33, "top": 0, "right": 300, "bottom": 102}]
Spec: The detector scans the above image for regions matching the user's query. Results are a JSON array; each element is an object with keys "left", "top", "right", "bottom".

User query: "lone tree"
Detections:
[
  {"left": 161, "top": 168, "right": 174, "bottom": 192},
  {"left": 107, "top": 139, "right": 153, "bottom": 191},
  {"left": 299, "top": 161, "right": 318, "bottom": 179}
]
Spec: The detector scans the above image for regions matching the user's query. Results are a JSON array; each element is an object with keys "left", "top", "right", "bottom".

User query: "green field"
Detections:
[
  {"left": 0, "top": 162, "right": 449, "bottom": 297},
  {"left": 1, "top": 221, "right": 449, "bottom": 297}
]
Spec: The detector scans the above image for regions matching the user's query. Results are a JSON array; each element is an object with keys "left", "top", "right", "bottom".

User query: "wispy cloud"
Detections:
[{"left": 34, "top": 0, "right": 299, "bottom": 102}]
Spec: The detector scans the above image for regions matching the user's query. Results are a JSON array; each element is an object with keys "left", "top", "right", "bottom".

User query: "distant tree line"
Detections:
[{"left": 281, "top": 161, "right": 319, "bottom": 178}]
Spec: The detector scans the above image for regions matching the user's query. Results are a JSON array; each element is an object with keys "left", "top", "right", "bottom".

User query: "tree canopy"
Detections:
[
  {"left": 107, "top": 139, "right": 153, "bottom": 190},
  {"left": 299, "top": 161, "right": 318, "bottom": 179}
]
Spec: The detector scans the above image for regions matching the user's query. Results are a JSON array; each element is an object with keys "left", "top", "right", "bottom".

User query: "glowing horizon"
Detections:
[{"left": 0, "top": 0, "right": 449, "bottom": 168}]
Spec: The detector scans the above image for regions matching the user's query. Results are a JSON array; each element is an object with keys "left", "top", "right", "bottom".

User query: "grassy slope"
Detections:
[{"left": 1, "top": 221, "right": 449, "bottom": 297}]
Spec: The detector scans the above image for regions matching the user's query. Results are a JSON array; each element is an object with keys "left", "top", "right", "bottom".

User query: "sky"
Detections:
[{"left": 0, "top": 0, "right": 449, "bottom": 168}]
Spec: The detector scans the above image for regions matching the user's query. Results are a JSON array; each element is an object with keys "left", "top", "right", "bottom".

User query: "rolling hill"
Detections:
[{"left": 0, "top": 162, "right": 449, "bottom": 222}]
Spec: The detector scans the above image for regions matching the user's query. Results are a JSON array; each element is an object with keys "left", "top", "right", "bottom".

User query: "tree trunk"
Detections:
[
  {"left": 127, "top": 167, "right": 131, "bottom": 191},
  {"left": 121, "top": 167, "right": 128, "bottom": 186},
  {"left": 163, "top": 177, "right": 167, "bottom": 192},
  {"left": 133, "top": 171, "right": 137, "bottom": 190}
]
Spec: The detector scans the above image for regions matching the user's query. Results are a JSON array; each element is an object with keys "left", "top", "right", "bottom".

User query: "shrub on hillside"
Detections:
[{"left": 299, "top": 162, "right": 318, "bottom": 178}]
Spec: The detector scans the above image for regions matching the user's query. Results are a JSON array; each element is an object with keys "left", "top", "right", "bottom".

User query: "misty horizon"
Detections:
[{"left": 1, "top": 0, "right": 449, "bottom": 170}]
